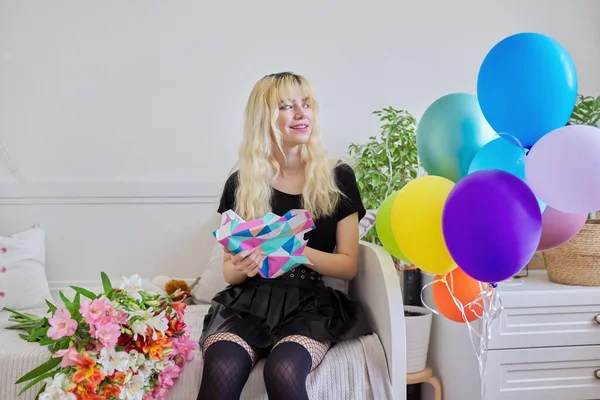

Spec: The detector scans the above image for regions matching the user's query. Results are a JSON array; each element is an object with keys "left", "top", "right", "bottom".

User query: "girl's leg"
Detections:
[
  {"left": 197, "top": 332, "right": 259, "bottom": 400},
  {"left": 263, "top": 335, "right": 331, "bottom": 400}
]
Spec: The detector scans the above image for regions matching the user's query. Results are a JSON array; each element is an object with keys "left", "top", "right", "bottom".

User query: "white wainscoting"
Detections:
[{"left": 1, "top": 180, "right": 223, "bottom": 295}]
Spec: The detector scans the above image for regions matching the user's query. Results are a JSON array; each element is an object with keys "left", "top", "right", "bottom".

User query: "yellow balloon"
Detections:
[{"left": 391, "top": 175, "right": 456, "bottom": 275}]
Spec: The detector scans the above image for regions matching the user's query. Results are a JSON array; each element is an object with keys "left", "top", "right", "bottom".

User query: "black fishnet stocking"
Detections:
[
  {"left": 263, "top": 336, "right": 331, "bottom": 400},
  {"left": 202, "top": 332, "right": 259, "bottom": 366},
  {"left": 275, "top": 334, "right": 331, "bottom": 371},
  {"left": 197, "top": 333, "right": 258, "bottom": 400}
]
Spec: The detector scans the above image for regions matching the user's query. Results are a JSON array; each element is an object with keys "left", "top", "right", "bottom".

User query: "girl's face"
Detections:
[{"left": 276, "top": 88, "right": 313, "bottom": 148}]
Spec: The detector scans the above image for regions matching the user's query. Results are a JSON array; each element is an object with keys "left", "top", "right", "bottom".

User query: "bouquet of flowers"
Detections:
[{"left": 2, "top": 273, "right": 198, "bottom": 400}]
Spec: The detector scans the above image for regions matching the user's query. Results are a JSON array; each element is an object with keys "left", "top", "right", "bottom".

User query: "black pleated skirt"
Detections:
[{"left": 199, "top": 275, "right": 373, "bottom": 351}]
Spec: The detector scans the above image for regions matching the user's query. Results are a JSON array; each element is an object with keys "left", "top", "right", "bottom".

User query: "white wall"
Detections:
[{"left": 1, "top": 0, "right": 599, "bottom": 184}]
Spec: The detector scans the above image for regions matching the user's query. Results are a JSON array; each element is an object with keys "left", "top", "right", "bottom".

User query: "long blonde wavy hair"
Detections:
[{"left": 234, "top": 72, "right": 343, "bottom": 221}]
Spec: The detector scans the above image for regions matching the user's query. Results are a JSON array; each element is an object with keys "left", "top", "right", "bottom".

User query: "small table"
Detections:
[{"left": 407, "top": 367, "right": 442, "bottom": 400}]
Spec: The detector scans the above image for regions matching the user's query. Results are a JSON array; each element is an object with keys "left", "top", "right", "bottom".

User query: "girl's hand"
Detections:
[{"left": 231, "top": 248, "right": 264, "bottom": 277}]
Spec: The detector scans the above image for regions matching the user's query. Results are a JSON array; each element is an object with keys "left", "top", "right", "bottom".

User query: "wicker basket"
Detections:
[{"left": 542, "top": 219, "right": 600, "bottom": 286}]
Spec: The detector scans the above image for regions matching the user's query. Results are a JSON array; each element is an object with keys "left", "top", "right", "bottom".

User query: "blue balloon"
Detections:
[
  {"left": 477, "top": 32, "right": 578, "bottom": 149},
  {"left": 468, "top": 136, "right": 547, "bottom": 212},
  {"left": 417, "top": 93, "right": 496, "bottom": 183}
]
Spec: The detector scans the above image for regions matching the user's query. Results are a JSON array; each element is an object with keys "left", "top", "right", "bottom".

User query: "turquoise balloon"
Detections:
[
  {"left": 468, "top": 137, "right": 547, "bottom": 212},
  {"left": 417, "top": 93, "right": 496, "bottom": 183}
]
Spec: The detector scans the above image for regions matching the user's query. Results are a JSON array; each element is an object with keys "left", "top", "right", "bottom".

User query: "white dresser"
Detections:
[{"left": 424, "top": 270, "right": 600, "bottom": 400}]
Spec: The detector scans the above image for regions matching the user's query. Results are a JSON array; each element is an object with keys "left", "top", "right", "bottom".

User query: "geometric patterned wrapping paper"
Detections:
[{"left": 213, "top": 209, "right": 316, "bottom": 278}]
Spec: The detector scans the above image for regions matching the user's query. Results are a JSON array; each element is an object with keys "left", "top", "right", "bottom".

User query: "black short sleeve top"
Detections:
[{"left": 217, "top": 163, "right": 366, "bottom": 254}]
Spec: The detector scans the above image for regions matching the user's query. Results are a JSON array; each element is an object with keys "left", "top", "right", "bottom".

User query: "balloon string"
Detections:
[
  {"left": 419, "top": 278, "right": 441, "bottom": 316},
  {"left": 437, "top": 276, "right": 504, "bottom": 400},
  {"left": 496, "top": 131, "right": 529, "bottom": 167},
  {"left": 496, "top": 131, "right": 527, "bottom": 155}
]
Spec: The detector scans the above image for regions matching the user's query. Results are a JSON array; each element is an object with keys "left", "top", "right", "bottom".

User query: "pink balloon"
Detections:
[{"left": 537, "top": 206, "right": 587, "bottom": 251}]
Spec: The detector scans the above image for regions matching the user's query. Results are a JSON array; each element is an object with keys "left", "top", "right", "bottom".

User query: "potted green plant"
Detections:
[
  {"left": 347, "top": 106, "right": 420, "bottom": 246},
  {"left": 348, "top": 107, "right": 432, "bottom": 373}
]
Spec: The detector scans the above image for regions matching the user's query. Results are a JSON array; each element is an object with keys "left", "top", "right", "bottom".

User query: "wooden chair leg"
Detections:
[{"left": 427, "top": 375, "right": 442, "bottom": 400}]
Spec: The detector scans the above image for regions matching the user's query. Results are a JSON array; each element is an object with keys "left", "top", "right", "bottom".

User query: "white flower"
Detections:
[
  {"left": 147, "top": 310, "right": 169, "bottom": 340},
  {"left": 39, "top": 373, "right": 76, "bottom": 400},
  {"left": 129, "top": 308, "right": 168, "bottom": 341},
  {"left": 130, "top": 320, "right": 148, "bottom": 340},
  {"left": 126, "top": 349, "right": 146, "bottom": 372},
  {"left": 137, "top": 359, "right": 156, "bottom": 379},
  {"left": 119, "top": 371, "right": 146, "bottom": 400},
  {"left": 120, "top": 274, "right": 144, "bottom": 301},
  {"left": 98, "top": 347, "right": 130, "bottom": 376}
]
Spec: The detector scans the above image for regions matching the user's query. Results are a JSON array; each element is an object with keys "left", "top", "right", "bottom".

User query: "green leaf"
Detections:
[
  {"left": 569, "top": 94, "right": 600, "bottom": 127},
  {"left": 2, "top": 307, "right": 34, "bottom": 320},
  {"left": 29, "top": 326, "right": 49, "bottom": 341},
  {"left": 18, "top": 368, "right": 58, "bottom": 396},
  {"left": 15, "top": 356, "right": 61, "bottom": 384},
  {"left": 72, "top": 292, "right": 81, "bottom": 316},
  {"left": 58, "top": 291, "right": 73, "bottom": 312},
  {"left": 33, "top": 383, "right": 46, "bottom": 400},
  {"left": 69, "top": 285, "right": 97, "bottom": 300},
  {"left": 101, "top": 272, "right": 113, "bottom": 296},
  {"left": 38, "top": 336, "right": 55, "bottom": 346},
  {"left": 45, "top": 300, "right": 57, "bottom": 314},
  {"left": 17, "top": 369, "right": 59, "bottom": 396}
]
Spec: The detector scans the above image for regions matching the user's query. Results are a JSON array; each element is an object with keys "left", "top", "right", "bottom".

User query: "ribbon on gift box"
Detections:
[{"left": 213, "top": 209, "right": 316, "bottom": 278}]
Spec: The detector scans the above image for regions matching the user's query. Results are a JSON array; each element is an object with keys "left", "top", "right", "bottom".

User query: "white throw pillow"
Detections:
[
  {"left": 191, "top": 239, "right": 227, "bottom": 304},
  {"left": 0, "top": 226, "right": 53, "bottom": 310}
]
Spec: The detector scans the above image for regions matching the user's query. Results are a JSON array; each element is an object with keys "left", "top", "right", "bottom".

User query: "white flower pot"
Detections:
[{"left": 404, "top": 305, "right": 433, "bottom": 373}]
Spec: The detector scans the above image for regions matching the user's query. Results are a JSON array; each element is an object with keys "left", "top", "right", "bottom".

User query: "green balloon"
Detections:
[{"left": 376, "top": 192, "right": 411, "bottom": 263}]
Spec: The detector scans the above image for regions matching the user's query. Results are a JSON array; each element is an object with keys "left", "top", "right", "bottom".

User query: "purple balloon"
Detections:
[
  {"left": 525, "top": 125, "right": 600, "bottom": 214},
  {"left": 442, "top": 169, "right": 542, "bottom": 283},
  {"left": 537, "top": 206, "right": 587, "bottom": 251}
]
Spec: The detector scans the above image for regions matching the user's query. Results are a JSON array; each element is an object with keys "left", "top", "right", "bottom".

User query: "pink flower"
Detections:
[
  {"left": 142, "top": 394, "right": 156, "bottom": 400},
  {"left": 158, "top": 364, "right": 180, "bottom": 389},
  {"left": 171, "top": 336, "right": 197, "bottom": 363},
  {"left": 80, "top": 296, "right": 112, "bottom": 325},
  {"left": 152, "top": 386, "right": 169, "bottom": 399},
  {"left": 111, "top": 308, "right": 129, "bottom": 325},
  {"left": 47, "top": 308, "right": 78, "bottom": 340},
  {"left": 52, "top": 346, "right": 82, "bottom": 367},
  {"left": 92, "top": 321, "right": 121, "bottom": 348}
]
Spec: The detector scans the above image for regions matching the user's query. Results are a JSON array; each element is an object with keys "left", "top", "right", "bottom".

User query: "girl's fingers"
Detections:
[{"left": 233, "top": 248, "right": 264, "bottom": 276}]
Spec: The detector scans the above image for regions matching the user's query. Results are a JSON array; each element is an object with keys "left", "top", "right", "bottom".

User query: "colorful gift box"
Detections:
[{"left": 213, "top": 209, "right": 316, "bottom": 278}]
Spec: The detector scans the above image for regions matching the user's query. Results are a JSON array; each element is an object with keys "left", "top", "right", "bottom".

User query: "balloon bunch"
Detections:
[{"left": 376, "top": 32, "right": 599, "bottom": 399}]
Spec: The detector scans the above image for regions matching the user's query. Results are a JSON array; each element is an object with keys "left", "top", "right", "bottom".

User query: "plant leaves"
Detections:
[
  {"left": 69, "top": 285, "right": 97, "bottom": 300},
  {"left": 15, "top": 356, "right": 61, "bottom": 384},
  {"left": 45, "top": 300, "right": 57, "bottom": 314},
  {"left": 58, "top": 291, "right": 72, "bottom": 313},
  {"left": 33, "top": 383, "right": 46, "bottom": 400},
  {"left": 101, "top": 272, "right": 113, "bottom": 297},
  {"left": 71, "top": 292, "right": 81, "bottom": 317},
  {"left": 18, "top": 368, "right": 58, "bottom": 396}
]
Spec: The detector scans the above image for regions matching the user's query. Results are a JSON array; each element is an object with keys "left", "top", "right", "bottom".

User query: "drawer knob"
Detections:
[
  {"left": 595, "top": 369, "right": 600, "bottom": 379},
  {"left": 595, "top": 315, "right": 600, "bottom": 324}
]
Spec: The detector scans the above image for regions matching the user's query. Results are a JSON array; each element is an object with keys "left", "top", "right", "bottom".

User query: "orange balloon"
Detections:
[{"left": 432, "top": 268, "right": 483, "bottom": 323}]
